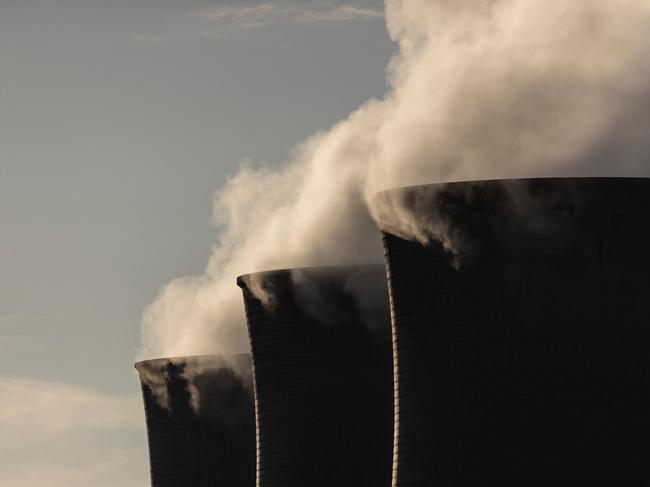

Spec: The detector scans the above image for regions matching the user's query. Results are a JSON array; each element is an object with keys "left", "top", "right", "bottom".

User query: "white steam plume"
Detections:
[{"left": 139, "top": 0, "right": 650, "bottom": 360}]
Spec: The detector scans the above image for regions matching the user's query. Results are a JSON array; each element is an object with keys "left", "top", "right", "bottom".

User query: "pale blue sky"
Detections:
[{"left": 0, "top": 1, "right": 394, "bottom": 484}]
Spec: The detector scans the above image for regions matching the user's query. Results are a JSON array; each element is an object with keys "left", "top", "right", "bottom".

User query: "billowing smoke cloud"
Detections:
[{"left": 139, "top": 0, "right": 650, "bottom": 360}]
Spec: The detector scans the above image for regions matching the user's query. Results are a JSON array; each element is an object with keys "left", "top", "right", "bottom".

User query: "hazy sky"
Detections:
[{"left": 0, "top": 1, "right": 393, "bottom": 485}]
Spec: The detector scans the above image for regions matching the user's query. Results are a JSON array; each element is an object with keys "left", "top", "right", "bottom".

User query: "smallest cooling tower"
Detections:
[
  {"left": 238, "top": 266, "right": 394, "bottom": 487},
  {"left": 135, "top": 354, "right": 255, "bottom": 487}
]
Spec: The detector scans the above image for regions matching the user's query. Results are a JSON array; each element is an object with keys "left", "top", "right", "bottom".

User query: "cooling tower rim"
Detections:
[
  {"left": 236, "top": 263, "right": 385, "bottom": 290},
  {"left": 372, "top": 176, "right": 650, "bottom": 200},
  {"left": 134, "top": 353, "right": 251, "bottom": 371}
]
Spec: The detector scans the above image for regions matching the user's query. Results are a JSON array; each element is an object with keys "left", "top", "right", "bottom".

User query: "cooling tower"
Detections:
[
  {"left": 135, "top": 354, "right": 255, "bottom": 487},
  {"left": 237, "top": 266, "right": 393, "bottom": 487},
  {"left": 377, "top": 178, "right": 650, "bottom": 486}
]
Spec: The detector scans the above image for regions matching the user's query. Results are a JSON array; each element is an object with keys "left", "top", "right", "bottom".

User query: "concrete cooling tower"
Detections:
[
  {"left": 377, "top": 178, "right": 650, "bottom": 486},
  {"left": 237, "top": 266, "right": 394, "bottom": 487},
  {"left": 135, "top": 354, "right": 255, "bottom": 487}
]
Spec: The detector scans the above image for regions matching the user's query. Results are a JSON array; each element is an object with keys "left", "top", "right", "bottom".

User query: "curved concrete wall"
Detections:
[
  {"left": 238, "top": 266, "right": 393, "bottom": 487},
  {"left": 135, "top": 354, "right": 255, "bottom": 487},
  {"left": 379, "top": 178, "right": 650, "bottom": 486}
]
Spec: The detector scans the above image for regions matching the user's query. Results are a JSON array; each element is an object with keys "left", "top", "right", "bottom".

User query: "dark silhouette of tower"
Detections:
[
  {"left": 237, "top": 266, "right": 393, "bottom": 487},
  {"left": 135, "top": 354, "right": 255, "bottom": 487},
  {"left": 378, "top": 178, "right": 650, "bottom": 486}
]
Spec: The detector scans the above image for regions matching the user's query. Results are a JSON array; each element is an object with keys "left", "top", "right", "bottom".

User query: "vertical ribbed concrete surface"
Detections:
[
  {"left": 237, "top": 266, "right": 393, "bottom": 487},
  {"left": 135, "top": 354, "right": 255, "bottom": 487},
  {"left": 378, "top": 178, "right": 650, "bottom": 486}
]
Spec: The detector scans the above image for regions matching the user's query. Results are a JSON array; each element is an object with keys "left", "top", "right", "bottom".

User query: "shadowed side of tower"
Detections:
[
  {"left": 135, "top": 354, "right": 256, "bottom": 487},
  {"left": 378, "top": 178, "right": 650, "bottom": 486},
  {"left": 237, "top": 266, "right": 393, "bottom": 487}
]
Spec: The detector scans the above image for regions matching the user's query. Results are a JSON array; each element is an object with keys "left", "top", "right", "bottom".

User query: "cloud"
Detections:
[
  {"left": 192, "top": 1, "right": 384, "bottom": 31},
  {"left": 127, "top": 1, "right": 384, "bottom": 42},
  {"left": 0, "top": 377, "right": 148, "bottom": 487}
]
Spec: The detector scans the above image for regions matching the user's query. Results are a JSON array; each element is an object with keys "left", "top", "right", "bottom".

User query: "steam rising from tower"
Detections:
[{"left": 139, "top": 0, "right": 650, "bottom": 366}]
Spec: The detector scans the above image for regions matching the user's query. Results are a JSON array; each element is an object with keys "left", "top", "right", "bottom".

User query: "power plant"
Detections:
[{"left": 136, "top": 178, "right": 650, "bottom": 487}]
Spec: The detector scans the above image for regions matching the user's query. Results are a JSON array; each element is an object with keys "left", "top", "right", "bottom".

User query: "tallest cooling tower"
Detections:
[{"left": 378, "top": 178, "right": 650, "bottom": 486}]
